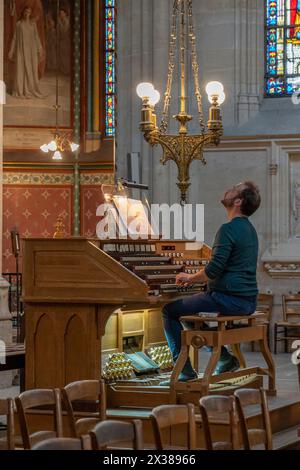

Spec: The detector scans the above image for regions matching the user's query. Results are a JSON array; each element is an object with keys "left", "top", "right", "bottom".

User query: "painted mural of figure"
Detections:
[
  {"left": 8, "top": 6, "right": 45, "bottom": 98},
  {"left": 292, "top": 181, "right": 300, "bottom": 235},
  {"left": 46, "top": 14, "right": 57, "bottom": 71},
  {"left": 57, "top": 7, "right": 70, "bottom": 75},
  {"left": 291, "top": 0, "right": 300, "bottom": 39},
  {"left": 5, "top": 1, "right": 46, "bottom": 78}
]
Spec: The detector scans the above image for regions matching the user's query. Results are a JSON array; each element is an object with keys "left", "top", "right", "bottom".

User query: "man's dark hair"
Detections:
[{"left": 239, "top": 181, "right": 261, "bottom": 216}]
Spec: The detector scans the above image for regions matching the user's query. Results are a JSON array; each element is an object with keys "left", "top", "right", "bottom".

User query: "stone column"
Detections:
[
  {"left": 236, "top": 0, "right": 263, "bottom": 125},
  {"left": 117, "top": 0, "right": 177, "bottom": 204},
  {"left": 152, "top": 0, "right": 175, "bottom": 205},
  {"left": 0, "top": 0, "right": 13, "bottom": 387}
]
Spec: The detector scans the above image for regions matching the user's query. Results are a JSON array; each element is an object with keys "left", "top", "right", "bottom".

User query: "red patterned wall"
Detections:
[
  {"left": 3, "top": 185, "right": 73, "bottom": 273},
  {"left": 2, "top": 174, "right": 111, "bottom": 273},
  {"left": 81, "top": 186, "right": 106, "bottom": 237}
]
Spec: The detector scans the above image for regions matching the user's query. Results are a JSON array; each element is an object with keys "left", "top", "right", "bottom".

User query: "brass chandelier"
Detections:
[{"left": 137, "top": 0, "right": 225, "bottom": 203}]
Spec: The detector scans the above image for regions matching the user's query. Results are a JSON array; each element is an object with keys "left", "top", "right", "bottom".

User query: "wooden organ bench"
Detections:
[{"left": 168, "top": 312, "right": 276, "bottom": 403}]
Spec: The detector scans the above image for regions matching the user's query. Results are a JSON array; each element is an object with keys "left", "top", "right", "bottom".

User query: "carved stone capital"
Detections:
[
  {"left": 269, "top": 164, "right": 278, "bottom": 176},
  {"left": 264, "top": 262, "right": 300, "bottom": 278}
]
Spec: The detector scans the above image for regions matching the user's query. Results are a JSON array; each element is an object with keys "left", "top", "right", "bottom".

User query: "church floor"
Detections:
[
  {"left": 0, "top": 353, "right": 299, "bottom": 448},
  {"left": 198, "top": 350, "right": 299, "bottom": 398}
]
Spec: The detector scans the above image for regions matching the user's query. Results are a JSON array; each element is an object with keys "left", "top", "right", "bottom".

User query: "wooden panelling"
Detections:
[
  {"left": 23, "top": 239, "right": 148, "bottom": 303},
  {"left": 122, "top": 311, "right": 144, "bottom": 335},
  {"left": 64, "top": 316, "right": 87, "bottom": 385},
  {"left": 34, "top": 314, "right": 58, "bottom": 389},
  {"left": 102, "top": 313, "right": 118, "bottom": 352},
  {"left": 23, "top": 239, "right": 151, "bottom": 389},
  {"left": 145, "top": 309, "right": 166, "bottom": 347}
]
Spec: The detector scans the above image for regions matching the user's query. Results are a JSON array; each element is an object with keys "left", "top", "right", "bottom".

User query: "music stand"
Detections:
[{"left": 10, "top": 228, "right": 21, "bottom": 343}]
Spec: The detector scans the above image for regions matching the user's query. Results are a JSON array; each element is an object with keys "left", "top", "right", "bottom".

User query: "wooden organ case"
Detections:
[{"left": 22, "top": 239, "right": 209, "bottom": 394}]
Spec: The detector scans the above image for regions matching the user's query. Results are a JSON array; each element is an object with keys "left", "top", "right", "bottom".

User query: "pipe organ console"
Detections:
[
  {"left": 101, "top": 241, "right": 209, "bottom": 296},
  {"left": 99, "top": 239, "right": 211, "bottom": 392},
  {"left": 23, "top": 237, "right": 265, "bottom": 408}
]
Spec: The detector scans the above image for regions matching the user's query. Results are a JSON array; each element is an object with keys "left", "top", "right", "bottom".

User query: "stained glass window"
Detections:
[
  {"left": 266, "top": 0, "right": 300, "bottom": 95},
  {"left": 105, "top": 0, "right": 116, "bottom": 136}
]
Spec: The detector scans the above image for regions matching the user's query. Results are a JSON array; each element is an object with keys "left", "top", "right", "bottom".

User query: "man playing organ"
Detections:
[{"left": 160, "top": 181, "right": 261, "bottom": 384}]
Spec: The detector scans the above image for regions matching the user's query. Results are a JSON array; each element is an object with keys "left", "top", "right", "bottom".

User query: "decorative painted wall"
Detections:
[
  {"left": 4, "top": 0, "right": 73, "bottom": 128},
  {"left": 2, "top": 170, "right": 113, "bottom": 272},
  {"left": 1, "top": 0, "right": 116, "bottom": 271}
]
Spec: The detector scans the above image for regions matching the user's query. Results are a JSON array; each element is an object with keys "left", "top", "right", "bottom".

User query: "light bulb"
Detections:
[
  {"left": 206, "top": 81, "right": 224, "bottom": 98},
  {"left": 208, "top": 91, "right": 226, "bottom": 105},
  {"left": 148, "top": 89, "right": 160, "bottom": 107},
  {"left": 52, "top": 150, "right": 62, "bottom": 160},
  {"left": 40, "top": 144, "right": 49, "bottom": 153},
  {"left": 217, "top": 91, "right": 226, "bottom": 105},
  {"left": 70, "top": 142, "right": 79, "bottom": 152},
  {"left": 48, "top": 140, "right": 57, "bottom": 152},
  {"left": 136, "top": 82, "right": 155, "bottom": 99}
]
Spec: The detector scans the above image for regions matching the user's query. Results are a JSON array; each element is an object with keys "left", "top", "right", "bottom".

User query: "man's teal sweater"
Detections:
[{"left": 204, "top": 217, "right": 258, "bottom": 297}]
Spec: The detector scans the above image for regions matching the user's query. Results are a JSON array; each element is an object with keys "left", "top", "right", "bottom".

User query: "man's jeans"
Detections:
[{"left": 162, "top": 291, "right": 257, "bottom": 376}]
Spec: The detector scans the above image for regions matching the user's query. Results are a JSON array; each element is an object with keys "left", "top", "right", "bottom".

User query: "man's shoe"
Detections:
[
  {"left": 213, "top": 355, "right": 240, "bottom": 375},
  {"left": 159, "top": 371, "right": 198, "bottom": 386}
]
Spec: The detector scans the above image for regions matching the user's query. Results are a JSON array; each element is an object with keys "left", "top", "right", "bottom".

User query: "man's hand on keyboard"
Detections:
[
  {"left": 176, "top": 269, "right": 210, "bottom": 287},
  {"left": 175, "top": 272, "right": 195, "bottom": 287}
]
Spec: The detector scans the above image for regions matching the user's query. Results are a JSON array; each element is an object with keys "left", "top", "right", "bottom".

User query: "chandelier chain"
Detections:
[
  {"left": 179, "top": 0, "right": 186, "bottom": 114},
  {"left": 138, "top": 0, "right": 224, "bottom": 203},
  {"left": 187, "top": 0, "right": 206, "bottom": 134},
  {"left": 160, "top": 0, "right": 205, "bottom": 134},
  {"left": 159, "top": 0, "right": 180, "bottom": 134}
]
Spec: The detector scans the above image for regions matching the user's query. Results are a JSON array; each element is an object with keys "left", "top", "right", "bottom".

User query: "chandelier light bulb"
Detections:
[
  {"left": 70, "top": 142, "right": 79, "bottom": 152},
  {"left": 148, "top": 89, "right": 161, "bottom": 107},
  {"left": 205, "top": 81, "right": 224, "bottom": 98},
  {"left": 136, "top": 82, "right": 155, "bottom": 99},
  {"left": 208, "top": 91, "right": 226, "bottom": 106},
  {"left": 48, "top": 140, "right": 58, "bottom": 152},
  {"left": 217, "top": 91, "right": 226, "bottom": 105},
  {"left": 52, "top": 150, "right": 62, "bottom": 161},
  {"left": 40, "top": 144, "right": 49, "bottom": 153}
]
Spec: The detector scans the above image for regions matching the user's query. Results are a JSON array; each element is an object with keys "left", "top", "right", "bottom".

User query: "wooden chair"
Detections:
[
  {"left": 15, "top": 388, "right": 63, "bottom": 449},
  {"left": 274, "top": 295, "right": 300, "bottom": 353},
  {"left": 234, "top": 388, "right": 272, "bottom": 450},
  {"left": 251, "top": 294, "right": 274, "bottom": 351},
  {"left": 89, "top": 419, "right": 143, "bottom": 450},
  {"left": 199, "top": 395, "right": 239, "bottom": 450},
  {"left": 0, "top": 398, "right": 15, "bottom": 450},
  {"left": 32, "top": 435, "right": 91, "bottom": 450},
  {"left": 150, "top": 404, "right": 196, "bottom": 450},
  {"left": 61, "top": 379, "right": 106, "bottom": 437}
]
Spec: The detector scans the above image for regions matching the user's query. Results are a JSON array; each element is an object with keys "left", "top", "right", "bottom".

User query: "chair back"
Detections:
[
  {"left": 257, "top": 294, "right": 274, "bottom": 322},
  {"left": 282, "top": 295, "right": 300, "bottom": 323},
  {"left": 150, "top": 404, "right": 196, "bottom": 450},
  {"left": 199, "top": 395, "right": 239, "bottom": 450},
  {"left": 0, "top": 398, "right": 15, "bottom": 450},
  {"left": 62, "top": 379, "right": 106, "bottom": 437},
  {"left": 89, "top": 419, "right": 143, "bottom": 450},
  {"left": 15, "top": 388, "right": 63, "bottom": 449},
  {"left": 234, "top": 388, "right": 272, "bottom": 450},
  {"left": 32, "top": 436, "right": 91, "bottom": 450}
]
